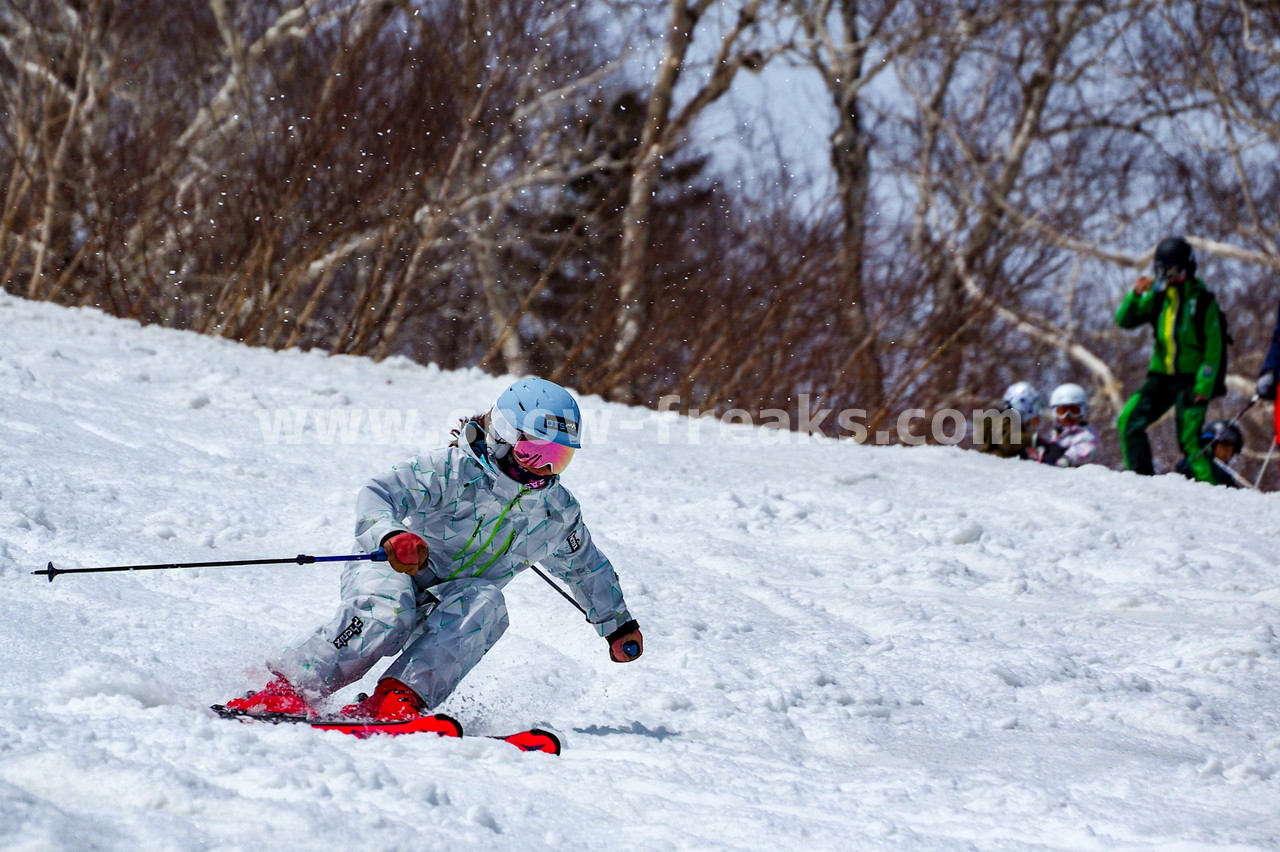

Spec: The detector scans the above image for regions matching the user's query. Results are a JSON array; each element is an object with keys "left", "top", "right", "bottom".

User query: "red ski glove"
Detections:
[
  {"left": 382, "top": 532, "right": 428, "bottom": 576},
  {"left": 606, "top": 620, "right": 643, "bottom": 663}
]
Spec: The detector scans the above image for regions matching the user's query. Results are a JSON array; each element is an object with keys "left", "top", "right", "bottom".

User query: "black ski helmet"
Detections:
[
  {"left": 1153, "top": 236, "right": 1196, "bottom": 278},
  {"left": 1200, "top": 419, "right": 1243, "bottom": 451}
]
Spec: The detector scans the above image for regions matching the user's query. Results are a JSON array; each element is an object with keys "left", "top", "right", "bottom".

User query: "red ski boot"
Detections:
[
  {"left": 339, "top": 677, "right": 428, "bottom": 722},
  {"left": 223, "top": 675, "right": 316, "bottom": 719}
]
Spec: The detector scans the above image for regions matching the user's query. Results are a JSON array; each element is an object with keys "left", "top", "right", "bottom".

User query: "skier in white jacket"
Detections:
[
  {"left": 224, "top": 378, "right": 642, "bottom": 722},
  {"left": 1038, "top": 383, "right": 1100, "bottom": 468}
]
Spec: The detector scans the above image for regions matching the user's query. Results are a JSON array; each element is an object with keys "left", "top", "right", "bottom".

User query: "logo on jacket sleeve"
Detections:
[
  {"left": 566, "top": 530, "right": 582, "bottom": 553},
  {"left": 333, "top": 615, "right": 364, "bottom": 649}
]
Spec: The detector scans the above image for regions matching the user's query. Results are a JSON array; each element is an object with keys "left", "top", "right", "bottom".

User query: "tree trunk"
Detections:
[{"left": 830, "top": 0, "right": 885, "bottom": 412}]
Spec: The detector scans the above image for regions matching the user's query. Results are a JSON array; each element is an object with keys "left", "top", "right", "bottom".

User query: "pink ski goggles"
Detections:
[{"left": 512, "top": 437, "right": 575, "bottom": 475}]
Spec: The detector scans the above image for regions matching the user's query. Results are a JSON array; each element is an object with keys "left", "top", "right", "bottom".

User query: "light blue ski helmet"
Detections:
[{"left": 490, "top": 378, "right": 582, "bottom": 448}]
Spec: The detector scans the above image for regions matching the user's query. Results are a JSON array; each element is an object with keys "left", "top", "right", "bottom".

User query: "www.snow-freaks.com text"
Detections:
[{"left": 253, "top": 397, "right": 1025, "bottom": 448}]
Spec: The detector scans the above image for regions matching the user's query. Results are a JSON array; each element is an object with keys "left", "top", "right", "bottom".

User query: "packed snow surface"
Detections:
[{"left": 1, "top": 293, "right": 1278, "bottom": 851}]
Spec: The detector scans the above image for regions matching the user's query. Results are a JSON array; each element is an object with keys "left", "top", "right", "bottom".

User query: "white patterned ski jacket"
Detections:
[
  {"left": 353, "top": 436, "right": 632, "bottom": 637},
  {"left": 1042, "top": 422, "right": 1100, "bottom": 468}
]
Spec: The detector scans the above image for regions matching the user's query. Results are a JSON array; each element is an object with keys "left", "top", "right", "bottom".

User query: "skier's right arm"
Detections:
[
  {"left": 1115, "top": 282, "right": 1157, "bottom": 329},
  {"left": 354, "top": 455, "right": 446, "bottom": 555}
]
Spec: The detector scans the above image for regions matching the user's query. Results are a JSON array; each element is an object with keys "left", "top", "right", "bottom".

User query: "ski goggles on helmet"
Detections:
[
  {"left": 1055, "top": 404, "right": 1082, "bottom": 418},
  {"left": 511, "top": 436, "right": 575, "bottom": 475}
]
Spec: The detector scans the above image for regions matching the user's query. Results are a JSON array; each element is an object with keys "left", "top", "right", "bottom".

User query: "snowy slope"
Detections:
[{"left": 1, "top": 292, "right": 1278, "bottom": 851}]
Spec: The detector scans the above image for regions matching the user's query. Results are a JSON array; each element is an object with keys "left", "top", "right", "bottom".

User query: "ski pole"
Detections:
[
  {"left": 1214, "top": 458, "right": 1256, "bottom": 490},
  {"left": 1256, "top": 437, "right": 1277, "bottom": 489},
  {"left": 33, "top": 548, "right": 387, "bottom": 583},
  {"left": 531, "top": 565, "right": 587, "bottom": 615},
  {"left": 530, "top": 566, "right": 640, "bottom": 657}
]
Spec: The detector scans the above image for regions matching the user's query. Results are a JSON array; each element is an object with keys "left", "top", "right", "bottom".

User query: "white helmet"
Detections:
[
  {"left": 1048, "top": 382, "right": 1089, "bottom": 415},
  {"left": 1002, "top": 381, "right": 1042, "bottom": 421}
]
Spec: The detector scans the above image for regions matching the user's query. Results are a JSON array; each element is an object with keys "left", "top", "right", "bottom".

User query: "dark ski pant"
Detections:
[{"left": 1117, "top": 373, "right": 1210, "bottom": 482}]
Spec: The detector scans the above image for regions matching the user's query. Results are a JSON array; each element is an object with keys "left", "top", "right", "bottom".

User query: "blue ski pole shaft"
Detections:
[{"left": 33, "top": 548, "right": 387, "bottom": 582}]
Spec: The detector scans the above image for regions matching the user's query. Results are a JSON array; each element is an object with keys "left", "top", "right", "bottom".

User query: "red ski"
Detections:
[
  {"left": 310, "top": 714, "right": 463, "bottom": 739},
  {"left": 211, "top": 704, "right": 561, "bottom": 754},
  {"left": 495, "top": 728, "right": 562, "bottom": 755}
]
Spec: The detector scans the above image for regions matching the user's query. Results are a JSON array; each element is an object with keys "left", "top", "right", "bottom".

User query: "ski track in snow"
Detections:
[{"left": 1, "top": 292, "right": 1278, "bottom": 851}]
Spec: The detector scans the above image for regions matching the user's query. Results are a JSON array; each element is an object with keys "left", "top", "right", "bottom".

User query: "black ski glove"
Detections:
[{"left": 1039, "top": 442, "right": 1066, "bottom": 467}]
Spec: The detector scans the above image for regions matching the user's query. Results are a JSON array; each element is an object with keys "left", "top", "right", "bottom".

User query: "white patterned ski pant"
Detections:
[{"left": 271, "top": 558, "right": 509, "bottom": 709}]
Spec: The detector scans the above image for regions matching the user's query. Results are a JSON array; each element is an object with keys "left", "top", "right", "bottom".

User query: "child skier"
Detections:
[
  {"left": 977, "top": 381, "right": 1045, "bottom": 460},
  {"left": 1176, "top": 419, "right": 1247, "bottom": 488},
  {"left": 1038, "top": 383, "right": 1100, "bottom": 467},
  {"left": 223, "top": 378, "right": 643, "bottom": 722}
]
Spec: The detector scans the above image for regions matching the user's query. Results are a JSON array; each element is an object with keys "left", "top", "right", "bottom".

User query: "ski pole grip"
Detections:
[
  {"left": 623, "top": 640, "right": 640, "bottom": 658},
  {"left": 370, "top": 547, "right": 388, "bottom": 562}
]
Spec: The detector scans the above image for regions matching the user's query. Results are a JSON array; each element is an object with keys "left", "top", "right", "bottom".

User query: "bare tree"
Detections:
[
  {"left": 784, "top": 0, "right": 917, "bottom": 418},
  {"left": 9, "top": 0, "right": 1280, "bottom": 487},
  {"left": 604, "top": 0, "right": 785, "bottom": 402},
  {"left": 0, "top": 0, "right": 634, "bottom": 366}
]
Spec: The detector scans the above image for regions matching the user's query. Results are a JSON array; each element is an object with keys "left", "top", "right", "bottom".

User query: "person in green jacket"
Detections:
[{"left": 1115, "top": 236, "right": 1227, "bottom": 483}]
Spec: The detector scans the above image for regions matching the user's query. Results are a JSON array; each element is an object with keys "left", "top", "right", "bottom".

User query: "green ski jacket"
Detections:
[{"left": 1115, "top": 276, "right": 1226, "bottom": 399}]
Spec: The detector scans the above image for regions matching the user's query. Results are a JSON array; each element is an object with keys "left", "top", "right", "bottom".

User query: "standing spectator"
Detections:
[
  {"left": 1039, "top": 383, "right": 1100, "bottom": 467},
  {"left": 1115, "top": 236, "right": 1227, "bottom": 482}
]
